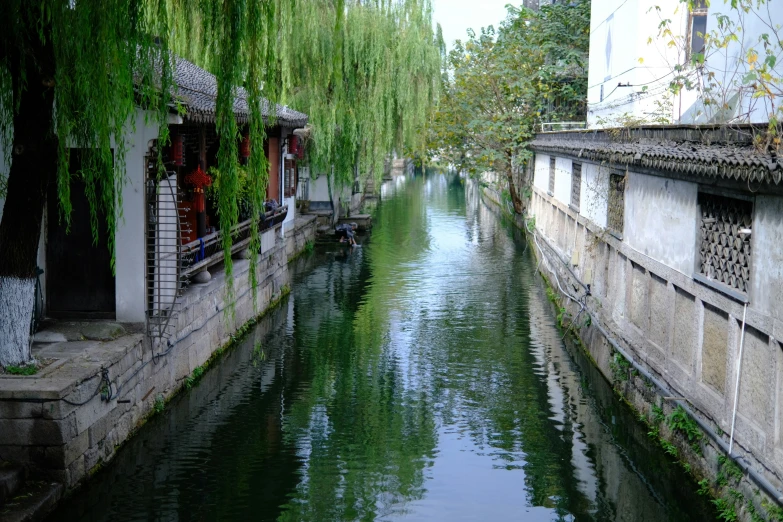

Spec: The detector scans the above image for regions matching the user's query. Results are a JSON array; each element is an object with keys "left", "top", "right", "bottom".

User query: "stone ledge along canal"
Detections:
[{"left": 49, "top": 174, "right": 716, "bottom": 521}]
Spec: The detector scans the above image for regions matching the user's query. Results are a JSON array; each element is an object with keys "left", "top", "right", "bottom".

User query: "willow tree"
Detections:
[
  {"left": 0, "top": 0, "right": 278, "bottom": 367},
  {"left": 282, "top": 0, "right": 440, "bottom": 201},
  {"left": 0, "top": 0, "right": 439, "bottom": 367}
]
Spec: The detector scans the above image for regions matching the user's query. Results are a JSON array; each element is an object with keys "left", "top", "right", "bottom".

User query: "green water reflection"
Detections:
[{"left": 49, "top": 174, "right": 716, "bottom": 521}]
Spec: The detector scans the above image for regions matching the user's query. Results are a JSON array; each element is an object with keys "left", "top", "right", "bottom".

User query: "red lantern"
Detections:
[
  {"left": 170, "top": 134, "right": 185, "bottom": 166},
  {"left": 185, "top": 165, "right": 213, "bottom": 213},
  {"left": 240, "top": 134, "right": 251, "bottom": 159},
  {"left": 289, "top": 135, "right": 303, "bottom": 158}
]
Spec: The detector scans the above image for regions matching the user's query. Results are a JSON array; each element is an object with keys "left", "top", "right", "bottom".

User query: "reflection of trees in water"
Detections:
[
  {"left": 52, "top": 174, "right": 714, "bottom": 521},
  {"left": 452, "top": 178, "right": 714, "bottom": 521},
  {"left": 278, "top": 176, "right": 438, "bottom": 520}
]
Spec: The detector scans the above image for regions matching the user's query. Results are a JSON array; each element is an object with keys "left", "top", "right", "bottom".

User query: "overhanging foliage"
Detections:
[
  {"left": 425, "top": 1, "right": 589, "bottom": 212},
  {"left": 0, "top": 0, "right": 440, "bottom": 364}
]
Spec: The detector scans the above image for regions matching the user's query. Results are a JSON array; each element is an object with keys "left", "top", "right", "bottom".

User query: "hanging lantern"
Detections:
[
  {"left": 289, "top": 135, "right": 304, "bottom": 159},
  {"left": 170, "top": 134, "right": 185, "bottom": 166},
  {"left": 185, "top": 165, "right": 213, "bottom": 213},
  {"left": 240, "top": 134, "right": 251, "bottom": 159}
]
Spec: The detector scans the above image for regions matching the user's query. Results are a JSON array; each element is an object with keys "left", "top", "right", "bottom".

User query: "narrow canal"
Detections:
[{"left": 49, "top": 174, "right": 716, "bottom": 521}]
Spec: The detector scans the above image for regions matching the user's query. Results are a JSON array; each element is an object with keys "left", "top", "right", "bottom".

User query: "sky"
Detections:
[{"left": 431, "top": 0, "right": 514, "bottom": 51}]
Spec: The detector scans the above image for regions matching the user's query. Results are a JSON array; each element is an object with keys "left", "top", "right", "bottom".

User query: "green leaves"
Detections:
[
  {"left": 427, "top": 0, "right": 589, "bottom": 186},
  {"left": 286, "top": 1, "right": 439, "bottom": 187},
  {"left": 0, "top": 0, "right": 439, "bottom": 316}
]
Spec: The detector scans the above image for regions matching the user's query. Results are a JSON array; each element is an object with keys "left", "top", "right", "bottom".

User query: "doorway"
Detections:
[{"left": 47, "top": 152, "right": 116, "bottom": 318}]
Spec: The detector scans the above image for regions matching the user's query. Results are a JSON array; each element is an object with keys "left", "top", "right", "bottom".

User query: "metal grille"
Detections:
[
  {"left": 607, "top": 173, "right": 625, "bottom": 235},
  {"left": 571, "top": 162, "right": 582, "bottom": 209},
  {"left": 145, "top": 160, "right": 186, "bottom": 344},
  {"left": 698, "top": 193, "right": 752, "bottom": 293},
  {"left": 548, "top": 157, "right": 556, "bottom": 194}
]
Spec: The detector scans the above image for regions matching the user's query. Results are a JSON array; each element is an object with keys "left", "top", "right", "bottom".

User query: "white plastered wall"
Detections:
[
  {"left": 115, "top": 110, "right": 162, "bottom": 322},
  {"left": 0, "top": 109, "right": 159, "bottom": 323},
  {"left": 587, "top": 0, "right": 684, "bottom": 127},
  {"left": 623, "top": 171, "right": 698, "bottom": 275},
  {"left": 580, "top": 163, "right": 608, "bottom": 229},
  {"left": 533, "top": 153, "right": 550, "bottom": 192},
  {"left": 280, "top": 127, "right": 296, "bottom": 236},
  {"left": 553, "top": 157, "right": 572, "bottom": 207}
]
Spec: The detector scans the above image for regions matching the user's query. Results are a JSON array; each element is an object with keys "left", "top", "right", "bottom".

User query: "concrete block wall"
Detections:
[
  {"left": 530, "top": 185, "right": 783, "bottom": 504},
  {"left": 0, "top": 217, "right": 317, "bottom": 490}
]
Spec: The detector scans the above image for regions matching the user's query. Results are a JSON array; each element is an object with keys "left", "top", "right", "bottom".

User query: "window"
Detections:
[
  {"left": 607, "top": 173, "right": 625, "bottom": 236},
  {"left": 697, "top": 193, "right": 752, "bottom": 295},
  {"left": 284, "top": 159, "right": 297, "bottom": 198},
  {"left": 688, "top": 0, "right": 708, "bottom": 62},
  {"left": 548, "top": 157, "right": 556, "bottom": 196},
  {"left": 570, "top": 163, "right": 582, "bottom": 211}
]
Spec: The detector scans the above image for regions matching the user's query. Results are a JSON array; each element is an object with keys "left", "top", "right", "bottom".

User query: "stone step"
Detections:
[
  {"left": 0, "top": 481, "right": 63, "bottom": 522},
  {"left": 337, "top": 214, "right": 372, "bottom": 231},
  {"left": 0, "top": 462, "right": 26, "bottom": 507}
]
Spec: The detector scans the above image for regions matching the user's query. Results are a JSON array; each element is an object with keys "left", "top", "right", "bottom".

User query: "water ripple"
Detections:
[{"left": 48, "top": 175, "right": 715, "bottom": 522}]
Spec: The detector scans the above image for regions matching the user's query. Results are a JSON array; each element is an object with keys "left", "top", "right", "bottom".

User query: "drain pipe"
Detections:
[
  {"left": 729, "top": 303, "right": 749, "bottom": 455},
  {"left": 591, "top": 319, "right": 783, "bottom": 504},
  {"left": 530, "top": 228, "right": 783, "bottom": 504}
]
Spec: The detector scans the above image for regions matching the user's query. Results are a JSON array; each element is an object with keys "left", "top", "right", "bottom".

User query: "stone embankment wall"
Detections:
[
  {"left": 0, "top": 216, "right": 316, "bottom": 490},
  {"left": 481, "top": 183, "right": 783, "bottom": 521}
]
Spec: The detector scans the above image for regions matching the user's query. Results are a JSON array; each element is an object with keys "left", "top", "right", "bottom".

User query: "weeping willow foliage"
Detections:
[
  {"left": 282, "top": 0, "right": 441, "bottom": 188},
  {"left": 0, "top": 0, "right": 439, "bottom": 320},
  {"left": 0, "top": 0, "right": 176, "bottom": 273}
]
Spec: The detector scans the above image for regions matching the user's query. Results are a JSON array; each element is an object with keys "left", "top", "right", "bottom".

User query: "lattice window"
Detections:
[
  {"left": 607, "top": 173, "right": 625, "bottom": 235},
  {"left": 548, "top": 157, "right": 556, "bottom": 195},
  {"left": 698, "top": 193, "right": 752, "bottom": 294},
  {"left": 571, "top": 162, "right": 582, "bottom": 210}
]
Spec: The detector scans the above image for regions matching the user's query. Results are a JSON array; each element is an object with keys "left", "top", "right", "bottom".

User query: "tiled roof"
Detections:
[
  {"left": 529, "top": 126, "right": 783, "bottom": 185},
  {"left": 173, "top": 56, "right": 308, "bottom": 127}
]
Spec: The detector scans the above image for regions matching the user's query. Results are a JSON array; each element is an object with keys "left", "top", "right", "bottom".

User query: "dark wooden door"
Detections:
[{"left": 47, "top": 154, "right": 115, "bottom": 318}]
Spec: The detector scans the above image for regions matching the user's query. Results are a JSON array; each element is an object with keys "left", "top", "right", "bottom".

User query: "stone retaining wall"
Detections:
[
  {"left": 521, "top": 187, "right": 783, "bottom": 520},
  {"left": 0, "top": 216, "right": 317, "bottom": 489}
]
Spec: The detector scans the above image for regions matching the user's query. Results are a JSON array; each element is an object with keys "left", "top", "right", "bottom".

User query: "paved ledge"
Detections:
[
  {"left": 0, "top": 214, "right": 317, "bottom": 498},
  {"left": 0, "top": 335, "right": 143, "bottom": 402}
]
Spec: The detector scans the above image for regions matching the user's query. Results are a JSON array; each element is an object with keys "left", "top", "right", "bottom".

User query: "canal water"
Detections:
[{"left": 49, "top": 174, "right": 716, "bottom": 521}]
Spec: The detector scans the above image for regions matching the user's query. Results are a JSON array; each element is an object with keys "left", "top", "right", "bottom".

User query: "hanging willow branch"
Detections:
[
  {"left": 0, "top": 0, "right": 439, "bottom": 327},
  {"left": 285, "top": 0, "right": 440, "bottom": 188}
]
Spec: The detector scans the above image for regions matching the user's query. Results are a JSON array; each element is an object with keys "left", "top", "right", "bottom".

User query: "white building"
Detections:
[
  {"left": 526, "top": 0, "right": 783, "bottom": 515},
  {"left": 0, "top": 56, "right": 307, "bottom": 329},
  {"left": 588, "top": 0, "right": 782, "bottom": 126}
]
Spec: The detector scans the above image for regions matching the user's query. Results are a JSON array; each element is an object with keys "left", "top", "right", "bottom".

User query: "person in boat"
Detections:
[{"left": 335, "top": 222, "right": 359, "bottom": 247}]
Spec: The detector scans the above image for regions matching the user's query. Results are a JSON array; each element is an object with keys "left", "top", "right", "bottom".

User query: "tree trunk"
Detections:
[
  {"left": 327, "top": 165, "right": 336, "bottom": 225},
  {"left": 504, "top": 153, "right": 523, "bottom": 214},
  {"left": 0, "top": 32, "right": 57, "bottom": 367}
]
